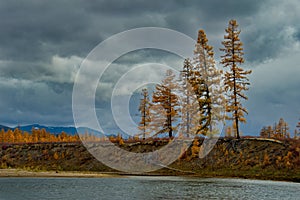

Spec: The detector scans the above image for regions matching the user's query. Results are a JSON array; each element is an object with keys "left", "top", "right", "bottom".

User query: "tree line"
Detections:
[
  {"left": 0, "top": 128, "right": 104, "bottom": 143},
  {"left": 260, "top": 118, "right": 300, "bottom": 140},
  {"left": 137, "top": 19, "right": 251, "bottom": 139}
]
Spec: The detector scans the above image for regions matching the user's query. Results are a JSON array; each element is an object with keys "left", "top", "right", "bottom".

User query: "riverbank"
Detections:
[
  {"left": 1, "top": 138, "right": 300, "bottom": 182},
  {"left": 1, "top": 168, "right": 300, "bottom": 183},
  {"left": 0, "top": 168, "right": 120, "bottom": 178}
]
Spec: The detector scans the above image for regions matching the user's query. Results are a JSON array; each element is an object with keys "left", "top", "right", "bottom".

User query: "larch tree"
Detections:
[
  {"left": 179, "top": 58, "right": 198, "bottom": 138},
  {"left": 260, "top": 118, "right": 292, "bottom": 139},
  {"left": 186, "top": 55, "right": 209, "bottom": 135},
  {"left": 260, "top": 126, "right": 268, "bottom": 138},
  {"left": 13, "top": 128, "right": 23, "bottom": 143},
  {"left": 225, "top": 126, "right": 232, "bottom": 137},
  {"left": 274, "top": 118, "right": 290, "bottom": 139},
  {"left": 138, "top": 88, "right": 151, "bottom": 140},
  {"left": 267, "top": 126, "right": 273, "bottom": 138},
  {"left": 0, "top": 129, "right": 5, "bottom": 143},
  {"left": 6, "top": 129, "right": 14, "bottom": 143},
  {"left": 194, "top": 29, "right": 225, "bottom": 135},
  {"left": 151, "top": 69, "right": 180, "bottom": 138},
  {"left": 188, "top": 71, "right": 209, "bottom": 135},
  {"left": 220, "top": 19, "right": 252, "bottom": 139}
]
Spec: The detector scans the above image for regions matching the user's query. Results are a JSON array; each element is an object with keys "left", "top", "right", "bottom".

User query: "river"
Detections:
[{"left": 0, "top": 176, "right": 299, "bottom": 200}]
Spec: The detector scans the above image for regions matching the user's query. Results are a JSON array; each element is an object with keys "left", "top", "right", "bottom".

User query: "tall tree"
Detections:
[
  {"left": 151, "top": 70, "right": 180, "bottom": 138},
  {"left": 179, "top": 58, "right": 197, "bottom": 137},
  {"left": 267, "top": 125, "right": 273, "bottom": 138},
  {"left": 194, "top": 29, "right": 225, "bottom": 135},
  {"left": 274, "top": 118, "right": 290, "bottom": 139},
  {"left": 260, "top": 126, "right": 269, "bottom": 138},
  {"left": 5, "top": 129, "right": 14, "bottom": 143},
  {"left": 220, "top": 19, "right": 252, "bottom": 139},
  {"left": 13, "top": 128, "right": 23, "bottom": 142},
  {"left": 179, "top": 29, "right": 225, "bottom": 137},
  {"left": 138, "top": 88, "right": 151, "bottom": 140}
]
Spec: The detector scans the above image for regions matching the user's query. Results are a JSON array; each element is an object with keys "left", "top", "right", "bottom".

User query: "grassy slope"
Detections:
[{"left": 0, "top": 138, "right": 299, "bottom": 181}]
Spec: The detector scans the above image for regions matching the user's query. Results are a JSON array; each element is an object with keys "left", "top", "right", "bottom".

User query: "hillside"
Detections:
[
  {"left": 0, "top": 124, "right": 102, "bottom": 136},
  {"left": 0, "top": 138, "right": 300, "bottom": 181}
]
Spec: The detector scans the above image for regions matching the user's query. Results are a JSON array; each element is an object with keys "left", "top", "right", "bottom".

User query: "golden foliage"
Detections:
[
  {"left": 260, "top": 118, "right": 290, "bottom": 139},
  {"left": 0, "top": 128, "right": 81, "bottom": 143},
  {"left": 138, "top": 88, "right": 151, "bottom": 140},
  {"left": 151, "top": 69, "right": 180, "bottom": 138},
  {"left": 53, "top": 152, "right": 59, "bottom": 160},
  {"left": 179, "top": 29, "right": 225, "bottom": 137},
  {"left": 191, "top": 139, "right": 200, "bottom": 158},
  {"left": 263, "top": 153, "right": 270, "bottom": 166},
  {"left": 220, "top": 19, "right": 252, "bottom": 139}
]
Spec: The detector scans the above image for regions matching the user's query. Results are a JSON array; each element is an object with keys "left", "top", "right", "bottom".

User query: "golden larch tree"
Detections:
[
  {"left": 274, "top": 118, "right": 290, "bottom": 139},
  {"left": 151, "top": 69, "right": 180, "bottom": 138},
  {"left": 138, "top": 88, "right": 151, "bottom": 140},
  {"left": 179, "top": 58, "right": 198, "bottom": 137},
  {"left": 13, "top": 128, "right": 23, "bottom": 143},
  {"left": 220, "top": 19, "right": 252, "bottom": 139},
  {"left": 6, "top": 129, "right": 15, "bottom": 143},
  {"left": 188, "top": 59, "right": 209, "bottom": 135},
  {"left": 194, "top": 29, "right": 225, "bottom": 135},
  {"left": 260, "top": 126, "right": 269, "bottom": 138}
]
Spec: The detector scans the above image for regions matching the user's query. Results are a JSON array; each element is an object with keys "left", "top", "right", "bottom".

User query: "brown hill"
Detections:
[{"left": 0, "top": 138, "right": 300, "bottom": 181}]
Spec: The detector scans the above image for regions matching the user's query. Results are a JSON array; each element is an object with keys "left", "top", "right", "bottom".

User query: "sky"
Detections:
[{"left": 0, "top": 0, "right": 299, "bottom": 136}]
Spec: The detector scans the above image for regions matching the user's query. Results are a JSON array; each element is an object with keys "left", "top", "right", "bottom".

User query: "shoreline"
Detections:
[
  {"left": 1, "top": 168, "right": 300, "bottom": 183},
  {"left": 0, "top": 169, "right": 122, "bottom": 178}
]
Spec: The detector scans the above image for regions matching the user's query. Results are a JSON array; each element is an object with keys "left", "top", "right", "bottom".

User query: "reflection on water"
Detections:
[{"left": 0, "top": 176, "right": 299, "bottom": 200}]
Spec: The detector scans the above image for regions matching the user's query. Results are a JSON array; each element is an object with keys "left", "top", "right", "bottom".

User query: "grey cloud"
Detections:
[
  {"left": 0, "top": 78, "right": 73, "bottom": 126},
  {"left": 0, "top": 0, "right": 275, "bottom": 72},
  {"left": 0, "top": 55, "right": 80, "bottom": 88},
  {"left": 0, "top": 0, "right": 267, "bottom": 62},
  {"left": 0, "top": 1, "right": 99, "bottom": 61},
  {"left": 0, "top": 0, "right": 175, "bottom": 62},
  {"left": 296, "top": 31, "right": 300, "bottom": 40},
  {"left": 244, "top": 26, "right": 299, "bottom": 63},
  {"left": 45, "top": 82, "right": 74, "bottom": 94},
  {"left": 242, "top": 0, "right": 300, "bottom": 63},
  {"left": 95, "top": 49, "right": 183, "bottom": 100}
]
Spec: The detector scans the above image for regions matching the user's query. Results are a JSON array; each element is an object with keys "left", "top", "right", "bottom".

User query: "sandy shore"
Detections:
[{"left": 0, "top": 169, "right": 121, "bottom": 178}]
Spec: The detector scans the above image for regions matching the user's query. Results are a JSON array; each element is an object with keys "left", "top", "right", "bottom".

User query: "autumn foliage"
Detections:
[
  {"left": 138, "top": 88, "right": 151, "bottom": 140},
  {"left": 151, "top": 69, "right": 180, "bottom": 138},
  {"left": 220, "top": 19, "right": 252, "bottom": 139},
  {"left": 260, "top": 118, "right": 291, "bottom": 139},
  {"left": 0, "top": 128, "right": 80, "bottom": 143}
]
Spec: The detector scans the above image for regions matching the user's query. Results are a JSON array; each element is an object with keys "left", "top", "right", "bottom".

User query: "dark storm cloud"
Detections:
[
  {"left": 242, "top": 0, "right": 300, "bottom": 63},
  {"left": 0, "top": 56, "right": 80, "bottom": 86},
  {"left": 243, "top": 24, "right": 300, "bottom": 63},
  {"left": 0, "top": 0, "right": 100, "bottom": 62},
  {"left": 0, "top": 0, "right": 177, "bottom": 62},
  {"left": 0, "top": 78, "right": 73, "bottom": 126},
  {"left": 0, "top": 0, "right": 267, "bottom": 62}
]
